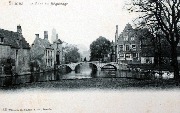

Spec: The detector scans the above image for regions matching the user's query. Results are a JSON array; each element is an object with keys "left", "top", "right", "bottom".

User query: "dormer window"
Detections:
[
  {"left": 0, "top": 37, "right": 4, "bottom": 43},
  {"left": 131, "top": 36, "right": 135, "bottom": 41},
  {"left": 124, "top": 35, "right": 128, "bottom": 41}
]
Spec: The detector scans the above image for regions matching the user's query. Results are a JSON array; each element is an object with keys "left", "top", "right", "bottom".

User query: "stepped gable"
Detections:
[
  {"left": 0, "top": 28, "right": 30, "bottom": 49},
  {"left": 123, "top": 23, "right": 133, "bottom": 32},
  {"left": 120, "top": 23, "right": 136, "bottom": 40},
  {"left": 21, "top": 36, "right": 30, "bottom": 49}
]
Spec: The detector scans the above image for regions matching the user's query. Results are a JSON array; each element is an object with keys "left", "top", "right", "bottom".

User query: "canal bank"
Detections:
[
  {"left": 2, "top": 77, "right": 179, "bottom": 90},
  {"left": 0, "top": 64, "right": 176, "bottom": 87}
]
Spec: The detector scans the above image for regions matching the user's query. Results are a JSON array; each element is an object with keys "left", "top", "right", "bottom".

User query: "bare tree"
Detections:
[{"left": 127, "top": 0, "right": 180, "bottom": 81}]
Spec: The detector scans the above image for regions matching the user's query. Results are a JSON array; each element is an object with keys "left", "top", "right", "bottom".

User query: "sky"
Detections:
[{"left": 0, "top": 0, "right": 138, "bottom": 51}]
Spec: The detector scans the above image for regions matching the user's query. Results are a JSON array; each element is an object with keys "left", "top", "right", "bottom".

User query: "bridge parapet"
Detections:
[{"left": 57, "top": 62, "right": 119, "bottom": 71}]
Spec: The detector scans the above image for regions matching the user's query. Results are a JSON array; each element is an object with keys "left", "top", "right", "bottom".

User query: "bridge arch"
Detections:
[
  {"left": 58, "top": 64, "right": 73, "bottom": 71},
  {"left": 73, "top": 62, "right": 100, "bottom": 71},
  {"left": 88, "top": 62, "right": 98, "bottom": 71},
  {"left": 101, "top": 64, "right": 117, "bottom": 71}
]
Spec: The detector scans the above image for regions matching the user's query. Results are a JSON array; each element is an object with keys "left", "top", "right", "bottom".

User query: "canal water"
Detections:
[
  {"left": 0, "top": 63, "right": 149, "bottom": 86},
  {"left": 57, "top": 63, "right": 144, "bottom": 80}
]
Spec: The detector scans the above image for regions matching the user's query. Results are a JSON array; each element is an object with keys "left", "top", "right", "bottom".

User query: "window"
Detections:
[
  {"left": 0, "top": 37, "right": 4, "bottom": 43},
  {"left": 51, "top": 59, "right": 52, "bottom": 66},
  {"left": 46, "top": 59, "right": 47, "bottom": 65},
  {"left": 119, "top": 45, "right": 123, "bottom": 51},
  {"left": 131, "top": 36, "right": 135, "bottom": 41},
  {"left": 132, "top": 45, "right": 136, "bottom": 50},
  {"left": 125, "top": 54, "right": 131, "bottom": 58},
  {"left": 16, "top": 50, "right": 18, "bottom": 59},
  {"left": 119, "top": 53, "right": 124, "bottom": 57},
  {"left": 48, "top": 59, "right": 50, "bottom": 66},
  {"left": 23, "top": 57, "right": 25, "bottom": 64},
  {"left": 132, "top": 53, "right": 137, "bottom": 58},
  {"left": 126, "top": 45, "right": 130, "bottom": 51},
  {"left": 124, "top": 35, "right": 128, "bottom": 41}
]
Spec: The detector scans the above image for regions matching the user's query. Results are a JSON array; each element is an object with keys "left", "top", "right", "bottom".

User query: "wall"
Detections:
[
  {"left": 0, "top": 45, "right": 11, "bottom": 59},
  {"left": 141, "top": 57, "right": 154, "bottom": 64},
  {"left": 16, "top": 48, "right": 30, "bottom": 74}
]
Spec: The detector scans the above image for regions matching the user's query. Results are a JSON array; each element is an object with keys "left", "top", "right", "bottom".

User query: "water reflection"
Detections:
[
  {"left": 0, "top": 63, "right": 151, "bottom": 86},
  {"left": 61, "top": 63, "right": 138, "bottom": 79},
  {"left": 32, "top": 63, "right": 146, "bottom": 80}
]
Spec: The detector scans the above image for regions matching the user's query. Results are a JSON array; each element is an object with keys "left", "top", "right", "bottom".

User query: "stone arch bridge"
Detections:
[{"left": 57, "top": 62, "right": 119, "bottom": 71}]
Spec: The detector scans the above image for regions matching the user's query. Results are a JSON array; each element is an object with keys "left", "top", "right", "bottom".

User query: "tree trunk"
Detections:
[{"left": 171, "top": 44, "right": 180, "bottom": 81}]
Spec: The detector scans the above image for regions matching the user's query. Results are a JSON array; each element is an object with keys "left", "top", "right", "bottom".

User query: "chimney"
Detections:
[
  {"left": 115, "top": 25, "right": 118, "bottom": 45},
  {"left": 17, "top": 25, "right": 22, "bottom": 34},
  {"left": 56, "top": 34, "right": 58, "bottom": 40},
  {"left": 35, "top": 34, "right": 39, "bottom": 38},
  {"left": 44, "top": 31, "right": 48, "bottom": 40}
]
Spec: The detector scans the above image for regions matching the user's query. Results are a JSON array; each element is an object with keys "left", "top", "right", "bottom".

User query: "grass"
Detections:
[{"left": 1, "top": 77, "right": 180, "bottom": 90}]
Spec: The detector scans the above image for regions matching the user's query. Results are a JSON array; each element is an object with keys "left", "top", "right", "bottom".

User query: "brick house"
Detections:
[
  {"left": 0, "top": 25, "right": 30, "bottom": 75},
  {"left": 31, "top": 31, "right": 54, "bottom": 70},
  {"left": 115, "top": 24, "right": 180, "bottom": 66},
  {"left": 115, "top": 23, "right": 141, "bottom": 64}
]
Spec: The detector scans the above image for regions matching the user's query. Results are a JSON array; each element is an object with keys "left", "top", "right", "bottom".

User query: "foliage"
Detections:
[
  {"left": 29, "top": 54, "right": 46, "bottom": 70},
  {"left": 63, "top": 44, "right": 80, "bottom": 63},
  {"left": 127, "top": 0, "right": 180, "bottom": 80},
  {"left": 90, "top": 36, "right": 111, "bottom": 61}
]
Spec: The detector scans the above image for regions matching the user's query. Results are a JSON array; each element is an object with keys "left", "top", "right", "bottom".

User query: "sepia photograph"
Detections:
[{"left": 0, "top": 0, "right": 180, "bottom": 113}]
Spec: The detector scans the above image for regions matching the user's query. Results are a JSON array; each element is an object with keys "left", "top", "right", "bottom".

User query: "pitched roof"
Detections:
[
  {"left": 34, "top": 37, "right": 54, "bottom": 49},
  {"left": 53, "top": 39, "right": 63, "bottom": 44},
  {"left": 0, "top": 28, "right": 30, "bottom": 49}
]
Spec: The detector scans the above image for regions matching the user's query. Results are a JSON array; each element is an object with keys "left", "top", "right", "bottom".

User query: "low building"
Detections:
[{"left": 0, "top": 25, "right": 30, "bottom": 75}]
